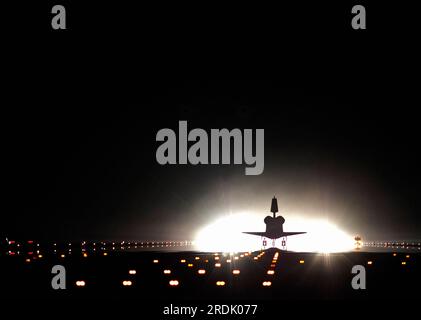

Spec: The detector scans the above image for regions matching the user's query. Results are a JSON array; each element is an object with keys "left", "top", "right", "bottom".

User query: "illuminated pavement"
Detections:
[{"left": 1, "top": 240, "right": 420, "bottom": 299}]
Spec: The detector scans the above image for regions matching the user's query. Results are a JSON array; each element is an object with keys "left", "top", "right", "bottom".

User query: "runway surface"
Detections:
[{"left": 2, "top": 240, "right": 420, "bottom": 300}]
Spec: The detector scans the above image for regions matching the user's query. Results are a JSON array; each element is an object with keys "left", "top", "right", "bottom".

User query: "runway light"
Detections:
[
  {"left": 129, "top": 270, "right": 137, "bottom": 275},
  {"left": 226, "top": 259, "right": 231, "bottom": 263},
  {"left": 299, "top": 260, "right": 305, "bottom": 264},
  {"left": 103, "top": 252, "right": 108, "bottom": 256},
  {"left": 232, "top": 269, "right": 240, "bottom": 275},
  {"left": 76, "top": 281, "right": 86, "bottom": 287},
  {"left": 25, "top": 258, "right": 31, "bottom": 263},
  {"left": 216, "top": 281, "right": 226, "bottom": 286},
  {"left": 267, "top": 270, "right": 275, "bottom": 275},
  {"left": 195, "top": 256, "right": 200, "bottom": 260},
  {"left": 215, "top": 256, "right": 220, "bottom": 260},
  {"left": 122, "top": 280, "right": 132, "bottom": 286},
  {"left": 367, "top": 261, "right": 373, "bottom": 265},
  {"left": 153, "top": 259, "right": 159, "bottom": 263},
  {"left": 270, "top": 264, "right": 276, "bottom": 268},
  {"left": 234, "top": 256, "right": 239, "bottom": 260},
  {"left": 83, "top": 253, "right": 88, "bottom": 258},
  {"left": 393, "top": 253, "right": 397, "bottom": 257},
  {"left": 169, "top": 280, "right": 179, "bottom": 286},
  {"left": 180, "top": 259, "right": 186, "bottom": 263},
  {"left": 401, "top": 261, "right": 407, "bottom": 265},
  {"left": 262, "top": 281, "right": 272, "bottom": 287},
  {"left": 188, "top": 263, "right": 193, "bottom": 267},
  {"left": 163, "top": 269, "right": 171, "bottom": 274},
  {"left": 406, "top": 255, "right": 410, "bottom": 259},
  {"left": 215, "top": 263, "right": 221, "bottom": 267},
  {"left": 253, "top": 257, "right": 258, "bottom": 260},
  {"left": 198, "top": 269, "right": 206, "bottom": 275},
  {"left": 60, "top": 254, "right": 65, "bottom": 258}
]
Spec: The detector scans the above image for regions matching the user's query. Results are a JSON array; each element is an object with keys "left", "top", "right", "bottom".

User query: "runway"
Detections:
[{"left": 2, "top": 240, "right": 420, "bottom": 300}]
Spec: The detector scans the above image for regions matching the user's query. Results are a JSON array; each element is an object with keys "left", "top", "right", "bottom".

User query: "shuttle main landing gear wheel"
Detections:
[
  {"left": 262, "top": 237, "right": 267, "bottom": 250},
  {"left": 281, "top": 237, "right": 287, "bottom": 251}
]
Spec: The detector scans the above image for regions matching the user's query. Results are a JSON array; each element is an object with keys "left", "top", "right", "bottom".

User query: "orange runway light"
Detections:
[
  {"left": 180, "top": 259, "right": 186, "bottom": 263},
  {"left": 76, "top": 280, "right": 86, "bottom": 287},
  {"left": 299, "top": 260, "right": 305, "bottom": 264},
  {"left": 188, "top": 263, "right": 193, "bottom": 267},
  {"left": 232, "top": 269, "right": 240, "bottom": 275},
  {"left": 83, "top": 253, "right": 88, "bottom": 258},
  {"left": 262, "top": 281, "right": 272, "bottom": 287},
  {"left": 216, "top": 281, "right": 226, "bottom": 286},
  {"left": 169, "top": 280, "right": 179, "bottom": 286},
  {"left": 401, "top": 261, "right": 407, "bottom": 265}
]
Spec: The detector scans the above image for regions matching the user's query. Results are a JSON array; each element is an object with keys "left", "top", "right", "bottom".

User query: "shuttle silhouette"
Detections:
[{"left": 243, "top": 197, "right": 306, "bottom": 239}]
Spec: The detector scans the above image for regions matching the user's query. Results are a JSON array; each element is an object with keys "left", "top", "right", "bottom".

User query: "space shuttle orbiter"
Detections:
[{"left": 243, "top": 197, "right": 306, "bottom": 239}]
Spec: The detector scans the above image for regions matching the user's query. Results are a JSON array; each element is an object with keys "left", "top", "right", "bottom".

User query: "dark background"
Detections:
[{"left": 2, "top": 2, "right": 420, "bottom": 241}]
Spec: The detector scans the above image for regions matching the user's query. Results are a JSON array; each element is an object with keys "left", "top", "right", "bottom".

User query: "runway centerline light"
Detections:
[
  {"left": 267, "top": 270, "right": 275, "bottom": 275},
  {"left": 122, "top": 280, "right": 132, "bottom": 286},
  {"left": 232, "top": 269, "right": 240, "bottom": 275},
  {"left": 169, "top": 280, "right": 179, "bottom": 286},
  {"left": 401, "top": 261, "right": 407, "bottom": 265},
  {"left": 198, "top": 269, "right": 206, "bottom": 275},
  {"left": 215, "top": 263, "right": 221, "bottom": 267},
  {"left": 299, "top": 260, "right": 305, "bottom": 264},
  {"left": 262, "top": 281, "right": 272, "bottom": 287},
  {"left": 129, "top": 270, "right": 136, "bottom": 275},
  {"left": 188, "top": 263, "right": 193, "bottom": 267},
  {"left": 367, "top": 261, "right": 373, "bottom": 265},
  {"left": 216, "top": 281, "right": 226, "bottom": 286},
  {"left": 153, "top": 259, "right": 159, "bottom": 263},
  {"left": 180, "top": 259, "right": 186, "bottom": 263},
  {"left": 163, "top": 269, "right": 171, "bottom": 274}
]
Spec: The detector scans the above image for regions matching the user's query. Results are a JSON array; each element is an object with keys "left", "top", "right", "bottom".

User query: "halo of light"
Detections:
[{"left": 194, "top": 212, "right": 354, "bottom": 253}]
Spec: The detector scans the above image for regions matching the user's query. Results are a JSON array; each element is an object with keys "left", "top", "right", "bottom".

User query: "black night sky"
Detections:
[{"left": 2, "top": 2, "right": 420, "bottom": 242}]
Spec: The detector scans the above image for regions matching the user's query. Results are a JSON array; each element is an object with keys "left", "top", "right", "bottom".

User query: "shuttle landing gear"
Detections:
[
  {"left": 281, "top": 237, "right": 287, "bottom": 251},
  {"left": 262, "top": 237, "right": 267, "bottom": 250}
]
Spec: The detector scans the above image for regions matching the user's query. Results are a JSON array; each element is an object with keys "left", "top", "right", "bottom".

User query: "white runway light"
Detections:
[{"left": 195, "top": 212, "right": 354, "bottom": 253}]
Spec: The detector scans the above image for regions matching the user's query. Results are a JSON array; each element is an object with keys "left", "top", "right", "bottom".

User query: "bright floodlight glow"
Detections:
[{"left": 194, "top": 212, "right": 354, "bottom": 253}]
